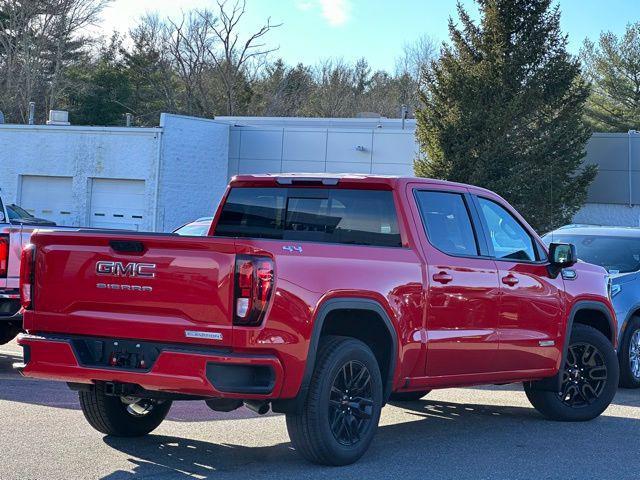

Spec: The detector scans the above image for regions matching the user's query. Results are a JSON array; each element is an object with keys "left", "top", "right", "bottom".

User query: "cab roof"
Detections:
[{"left": 229, "top": 173, "right": 496, "bottom": 196}]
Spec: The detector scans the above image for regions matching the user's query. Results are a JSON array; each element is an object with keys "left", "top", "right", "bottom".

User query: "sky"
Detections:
[{"left": 98, "top": 0, "right": 639, "bottom": 71}]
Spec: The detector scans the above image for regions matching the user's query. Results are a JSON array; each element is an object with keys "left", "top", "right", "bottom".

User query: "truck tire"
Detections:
[
  {"left": 618, "top": 317, "right": 640, "bottom": 389},
  {"left": 286, "top": 336, "right": 383, "bottom": 466},
  {"left": 524, "top": 324, "right": 618, "bottom": 421},
  {"left": 0, "top": 324, "right": 19, "bottom": 345},
  {"left": 389, "top": 390, "right": 431, "bottom": 402},
  {"left": 79, "top": 387, "right": 172, "bottom": 437}
]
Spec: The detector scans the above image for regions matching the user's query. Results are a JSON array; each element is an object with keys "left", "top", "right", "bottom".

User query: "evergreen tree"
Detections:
[
  {"left": 121, "top": 24, "right": 179, "bottom": 125},
  {"left": 582, "top": 22, "right": 640, "bottom": 132},
  {"left": 66, "top": 34, "right": 132, "bottom": 125},
  {"left": 415, "top": 0, "right": 596, "bottom": 232}
]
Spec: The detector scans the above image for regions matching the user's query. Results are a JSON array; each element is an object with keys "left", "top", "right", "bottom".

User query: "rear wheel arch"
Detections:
[{"left": 300, "top": 298, "right": 398, "bottom": 403}]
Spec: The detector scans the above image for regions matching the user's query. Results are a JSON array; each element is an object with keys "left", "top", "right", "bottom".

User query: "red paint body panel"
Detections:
[
  {"left": 19, "top": 174, "right": 617, "bottom": 400},
  {"left": 19, "top": 334, "right": 283, "bottom": 399},
  {"left": 494, "top": 261, "right": 565, "bottom": 371}
]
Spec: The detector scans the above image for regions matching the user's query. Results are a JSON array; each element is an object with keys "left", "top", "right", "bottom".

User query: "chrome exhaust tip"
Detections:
[{"left": 244, "top": 400, "right": 270, "bottom": 415}]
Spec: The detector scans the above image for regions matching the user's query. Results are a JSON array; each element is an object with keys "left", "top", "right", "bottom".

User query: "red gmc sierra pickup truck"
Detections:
[{"left": 17, "top": 174, "right": 619, "bottom": 465}]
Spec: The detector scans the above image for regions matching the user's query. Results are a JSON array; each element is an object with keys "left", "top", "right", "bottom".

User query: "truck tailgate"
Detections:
[{"left": 26, "top": 231, "right": 236, "bottom": 346}]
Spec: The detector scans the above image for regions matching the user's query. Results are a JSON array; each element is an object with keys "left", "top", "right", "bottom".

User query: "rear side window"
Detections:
[
  {"left": 215, "top": 188, "right": 286, "bottom": 239},
  {"left": 215, "top": 187, "right": 402, "bottom": 247},
  {"left": 415, "top": 191, "right": 479, "bottom": 256}
]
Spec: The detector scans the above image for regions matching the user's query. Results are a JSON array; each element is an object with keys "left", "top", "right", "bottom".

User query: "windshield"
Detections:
[
  {"left": 544, "top": 234, "right": 640, "bottom": 273},
  {"left": 174, "top": 222, "right": 211, "bottom": 236},
  {"left": 7, "top": 204, "right": 34, "bottom": 220}
]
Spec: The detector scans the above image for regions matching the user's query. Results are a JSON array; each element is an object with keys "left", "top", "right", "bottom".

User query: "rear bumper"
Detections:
[{"left": 17, "top": 334, "right": 284, "bottom": 399}]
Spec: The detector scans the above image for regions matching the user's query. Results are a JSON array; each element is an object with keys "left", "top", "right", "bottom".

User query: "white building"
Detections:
[
  {"left": 1, "top": 111, "right": 638, "bottom": 231},
  {"left": 0, "top": 114, "right": 418, "bottom": 232},
  {"left": 222, "top": 116, "right": 417, "bottom": 177}
]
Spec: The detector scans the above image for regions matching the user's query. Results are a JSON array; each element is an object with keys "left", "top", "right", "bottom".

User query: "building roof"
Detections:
[{"left": 216, "top": 116, "right": 416, "bottom": 131}]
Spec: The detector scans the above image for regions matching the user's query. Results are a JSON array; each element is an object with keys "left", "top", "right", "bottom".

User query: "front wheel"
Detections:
[
  {"left": 619, "top": 317, "right": 640, "bottom": 388},
  {"left": 286, "top": 336, "right": 383, "bottom": 466},
  {"left": 79, "top": 386, "right": 172, "bottom": 437},
  {"left": 524, "top": 324, "right": 618, "bottom": 421}
]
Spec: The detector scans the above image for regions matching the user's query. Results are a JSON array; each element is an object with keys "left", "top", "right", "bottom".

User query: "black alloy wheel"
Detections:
[
  {"left": 285, "top": 336, "right": 383, "bottom": 465},
  {"left": 328, "top": 360, "right": 374, "bottom": 446},
  {"left": 524, "top": 324, "right": 618, "bottom": 422},
  {"left": 558, "top": 342, "right": 608, "bottom": 408}
]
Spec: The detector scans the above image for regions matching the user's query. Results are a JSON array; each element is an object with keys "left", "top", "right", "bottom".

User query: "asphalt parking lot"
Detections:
[{"left": 1, "top": 339, "right": 639, "bottom": 480}]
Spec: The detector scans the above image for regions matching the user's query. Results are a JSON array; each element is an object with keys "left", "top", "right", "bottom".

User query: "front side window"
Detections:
[
  {"left": 415, "top": 191, "right": 479, "bottom": 256},
  {"left": 215, "top": 187, "right": 401, "bottom": 247},
  {"left": 478, "top": 198, "right": 536, "bottom": 262}
]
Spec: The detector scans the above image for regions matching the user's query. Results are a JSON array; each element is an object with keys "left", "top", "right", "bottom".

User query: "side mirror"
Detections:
[{"left": 548, "top": 242, "right": 577, "bottom": 278}]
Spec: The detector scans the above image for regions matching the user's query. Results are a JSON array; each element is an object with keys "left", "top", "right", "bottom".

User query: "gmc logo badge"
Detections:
[{"left": 96, "top": 261, "right": 156, "bottom": 278}]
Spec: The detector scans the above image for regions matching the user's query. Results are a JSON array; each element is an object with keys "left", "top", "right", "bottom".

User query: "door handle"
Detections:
[
  {"left": 432, "top": 271, "right": 453, "bottom": 284},
  {"left": 501, "top": 274, "right": 519, "bottom": 286}
]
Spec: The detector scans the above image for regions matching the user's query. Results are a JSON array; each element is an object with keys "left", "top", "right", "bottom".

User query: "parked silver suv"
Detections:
[{"left": 544, "top": 225, "right": 640, "bottom": 388}]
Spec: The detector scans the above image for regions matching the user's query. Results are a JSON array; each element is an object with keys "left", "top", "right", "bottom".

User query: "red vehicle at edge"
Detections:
[{"left": 17, "top": 174, "right": 619, "bottom": 465}]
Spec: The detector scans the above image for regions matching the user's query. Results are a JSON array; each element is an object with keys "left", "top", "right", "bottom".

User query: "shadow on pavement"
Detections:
[
  {"left": 98, "top": 398, "right": 640, "bottom": 479},
  {"left": 1, "top": 348, "right": 637, "bottom": 417},
  {"left": 3, "top": 349, "right": 640, "bottom": 478}
]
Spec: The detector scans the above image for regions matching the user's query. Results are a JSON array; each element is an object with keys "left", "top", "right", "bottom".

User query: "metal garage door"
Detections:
[
  {"left": 90, "top": 179, "right": 146, "bottom": 231},
  {"left": 19, "top": 175, "right": 75, "bottom": 226}
]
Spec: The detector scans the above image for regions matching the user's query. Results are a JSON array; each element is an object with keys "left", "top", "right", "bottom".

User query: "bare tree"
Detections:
[
  {"left": 46, "top": 0, "right": 112, "bottom": 111},
  {"left": 0, "top": 0, "right": 110, "bottom": 122},
  {"left": 200, "top": 0, "right": 281, "bottom": 115},
  {"left": 164, "top": 10, "right": 219, "bottom": 116},
  {"left": 393, "top": 34, "right": 438, "bottom": 115},
  {"left": 1, "top": 0, "right": 430, "bottom": 123},
  {"left": 307, "top": 59, "right": 358, "bottom": 117},
  {"left": 0, "top": 0, "right": 54, "bottom": 121},
  {"left": 395, "top": 34, "right": 437, "bottom": 82}
]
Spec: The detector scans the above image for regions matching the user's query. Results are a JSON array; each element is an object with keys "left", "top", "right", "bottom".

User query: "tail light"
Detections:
[
  {"left": 20, "top": 244, "right": 35, "bottom": 310},
  {"left": 0, "top": 236, "right": 8, "bottom": 278},
  {"left": 233, "top": 255, "right": 274, "bottom": 326}
]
